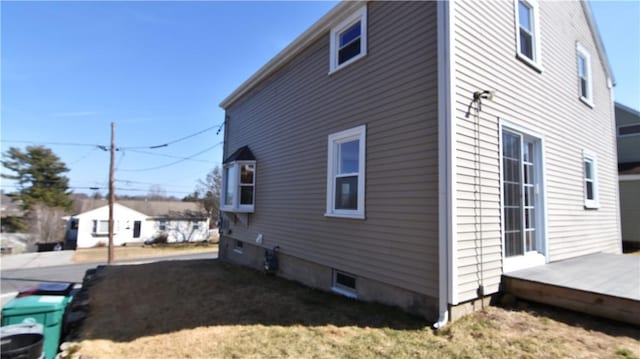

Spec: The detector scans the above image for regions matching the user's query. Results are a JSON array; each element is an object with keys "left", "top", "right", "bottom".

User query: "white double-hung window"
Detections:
[
  {"left": 583, "top": 150, "right": 598, "bottom": 209},
  {"left": 326, "top": 125, "right": 366, "bottom": 219},
  {"left": 329, "top": 6, "right": 367, "bottom": 73},
  {"left": 576, "top": 43, "right": 593, "bottom": 106},
  {"left": 515, "top": 0, "right": 541, "bottom": 68}
]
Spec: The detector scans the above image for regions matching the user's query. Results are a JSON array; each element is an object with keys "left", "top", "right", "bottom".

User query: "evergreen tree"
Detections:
[{"left": 1, "top": 146, "right": 73, "bottom": 211}]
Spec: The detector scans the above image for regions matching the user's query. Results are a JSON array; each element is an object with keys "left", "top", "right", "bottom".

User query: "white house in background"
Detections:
[{"left": 66, "top": 200, "right": 210, "bottom": 248}]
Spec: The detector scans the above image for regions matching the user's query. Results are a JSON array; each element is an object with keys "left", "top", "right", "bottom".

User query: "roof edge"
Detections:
[
  {"left": 219, "top": 0, "right": 366, "bottom": 109},
  {"left": 582, "top": 1, "right": 616, "bottom": 87},
  {"left": 615, "top": 102, "right": 640, "bottom": 117}
]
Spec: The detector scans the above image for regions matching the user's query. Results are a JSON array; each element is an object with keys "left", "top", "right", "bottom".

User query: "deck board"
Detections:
[
  {"left": 502, "top": 253, "right": 640, "bottom": 326},
  {"left": 504, "top": 253, "right": 640, "bottom": 301}
]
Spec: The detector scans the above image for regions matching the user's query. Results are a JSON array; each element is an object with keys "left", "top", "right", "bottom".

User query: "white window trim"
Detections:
[
  {"left": 514, "top": 0, "right": 543, "bottom": 71},
  {"left": 329, "top": 6, "right": 367, "bottom": 74},
  {"left": 221, "top": 160, "right": 256, "bottom": 213},
  {"left": 499, "top": 119, "right": 549, "bottom": 272},
  {"left": 331, "top": 270, "right": 357, "bottom": 298},
  {"left": 583, "top": 150, "right": 599, "bottom": 209},
  {"left": 618, "top": 124, "right": 640, "bottom": 138},
  {"left": 325, "top": 125, "right": 366, "bottom": 219},
  {"left": 92, "top": 219, "right": 112, "bottom": 235},
  {"left": 576, "top": 43, "right": 594, "bottom": 107}
]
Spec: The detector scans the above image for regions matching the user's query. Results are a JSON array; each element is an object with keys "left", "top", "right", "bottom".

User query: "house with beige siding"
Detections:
[
  {"left": 616, "top": 103, "right": 640, "bottom": 250},
  {"left": 217, "top": 0, "right": 620, "bottom": 325}
]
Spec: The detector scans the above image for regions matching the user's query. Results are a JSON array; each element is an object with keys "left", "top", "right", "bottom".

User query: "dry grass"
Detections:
[
  {"left": 72, "top": 242, "right": 217, "bottom": 263},
  {"left": 76, "top": 260, "right": 640, "bottom": 358}
]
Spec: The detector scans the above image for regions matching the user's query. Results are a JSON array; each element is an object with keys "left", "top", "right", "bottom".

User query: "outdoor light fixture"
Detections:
[{"left": 473, "top": 90, "right": 496, "bottom": 102}]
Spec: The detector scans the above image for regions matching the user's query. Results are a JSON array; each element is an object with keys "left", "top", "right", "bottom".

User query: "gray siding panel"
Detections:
[
  {"left": 224, "top": 2, "right": 440, "bottom": 297},
  {"left": 453, "top": 1, "right": 620, "bottom": 302}
]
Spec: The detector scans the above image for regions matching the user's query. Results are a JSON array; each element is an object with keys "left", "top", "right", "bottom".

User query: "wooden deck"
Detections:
[{"left": 502, "top": 253, "right": 640, "bottom": 326}]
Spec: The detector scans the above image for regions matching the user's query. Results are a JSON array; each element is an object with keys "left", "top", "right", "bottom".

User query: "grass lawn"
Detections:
[
  {"left": 72, "top": 241, "right": 218, "bottom": 263},
  {"left": 74, "top": 260, "right": 640, "bottom": 358}
]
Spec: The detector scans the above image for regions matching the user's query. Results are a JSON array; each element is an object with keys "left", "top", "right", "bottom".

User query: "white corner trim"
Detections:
[{"left": 437, "top": 0, "right": 457, "bottom": 326}]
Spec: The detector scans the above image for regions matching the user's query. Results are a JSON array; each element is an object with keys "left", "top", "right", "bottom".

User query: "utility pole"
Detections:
[{"left": 108, "top": 122, "right": 115, "bottom": 264}]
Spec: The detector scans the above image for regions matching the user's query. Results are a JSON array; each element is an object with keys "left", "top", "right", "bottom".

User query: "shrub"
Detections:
[{"left": 154, "top": 233, "right": 168, "bottom": 244}]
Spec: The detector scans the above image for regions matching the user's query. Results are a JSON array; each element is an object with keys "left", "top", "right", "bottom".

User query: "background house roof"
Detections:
[{"left": 73, "top": 199, "right": 208, "bottom": 219}]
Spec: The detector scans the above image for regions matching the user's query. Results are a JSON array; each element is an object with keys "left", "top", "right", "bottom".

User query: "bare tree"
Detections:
[
  {"left": 196, "top": 166, "right": 221, "bottom": 227},
  {"left": 27, "top": 203, "right": 67, "bottom": 246},
  {"left": 147, "top": 185, "right": 168, "bottom": 200}
]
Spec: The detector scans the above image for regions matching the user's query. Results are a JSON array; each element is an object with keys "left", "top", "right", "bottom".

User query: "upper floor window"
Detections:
[
  {"left": 221, "top": 146, "right": 256, "bottom": 213},
  {"left": 515, "top": 0, "right": 541, "bottom": 69},
  {"left": 326, "top": 125, "right": 366, "bottom": 219},
  {"left": 618, "top": 124, "right": 640, "bottom": 137},
  {"left": 576, "top": 44, "right": 593, "bottom": 106},
  {"left": 329, "top": 6, "right": 367, "bottom": 73},
  {"left": 583, "top": 150, "right": 598, "bottom": 209}
]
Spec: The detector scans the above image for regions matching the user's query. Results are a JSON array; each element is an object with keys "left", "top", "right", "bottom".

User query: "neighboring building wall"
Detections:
[
  {"left": 72, "top": 204, "right": 148, "bottom": 248},
  {"left": 221, "top": 1, "right": 440, "bottom": 317},
  {"left": 619, "top": 179, "right": 640, "bottom": 245},
  {"left": 452, "top": 1, "right": 619, "bottom": 303},
  {"left": 615, "top": 103, "right": 640, "bottom": 164},
  {"left": 147, "top": 218, "right": 210, "bottom": 242}
]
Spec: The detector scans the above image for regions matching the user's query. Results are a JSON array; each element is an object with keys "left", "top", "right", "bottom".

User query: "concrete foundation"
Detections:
[{"left": 219, "top": 235, "right": 439, "bottom": 320}]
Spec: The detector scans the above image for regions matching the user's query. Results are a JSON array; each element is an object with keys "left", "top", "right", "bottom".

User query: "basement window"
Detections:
[
  {"left": 221, "top": 146, "right": 256, "bottom": 213},
  {"left": 332, "top": 270, "right": 357, "bottom": 298},
  {"left": 329, "top": 6, "right": 367, "bottom": 73},
  {"left": 234, "top": 240, "right": 244, "bottom": 253}
]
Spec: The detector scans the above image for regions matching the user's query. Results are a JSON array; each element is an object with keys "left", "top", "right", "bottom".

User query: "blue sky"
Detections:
[{"left": 1, "top": 1, "right": 638, "bottom": 199}]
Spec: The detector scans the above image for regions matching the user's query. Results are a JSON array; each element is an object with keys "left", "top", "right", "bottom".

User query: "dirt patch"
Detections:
[{"left": 75, "top": 260, "right": 640, "bottom": 358}]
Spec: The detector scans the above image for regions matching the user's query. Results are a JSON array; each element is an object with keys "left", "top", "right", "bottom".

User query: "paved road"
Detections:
[{"left": 1, "top": 251, "right": 218, "bottom": 306}]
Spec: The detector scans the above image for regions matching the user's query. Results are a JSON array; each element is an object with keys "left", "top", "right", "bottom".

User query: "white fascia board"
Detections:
[
  {"left": 219, "top": 1, "right": 368, "bottom": 109},
  {"left": 581, "top": 1, "right": 615, "bottom": 86}
]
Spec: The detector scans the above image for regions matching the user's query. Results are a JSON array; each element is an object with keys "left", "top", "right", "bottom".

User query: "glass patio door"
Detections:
[{"left": 502, "top": 130, "right": 540, "bottom": 258}]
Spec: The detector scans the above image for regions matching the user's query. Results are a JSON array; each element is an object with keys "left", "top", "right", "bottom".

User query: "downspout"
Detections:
[{"left": 434, "top": 0, "right": 454, "bottom": 329}]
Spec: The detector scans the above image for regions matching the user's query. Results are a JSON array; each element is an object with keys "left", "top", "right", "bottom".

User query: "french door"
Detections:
[{"left": 502, "top": 128, "right": 545, "bottom": 269}]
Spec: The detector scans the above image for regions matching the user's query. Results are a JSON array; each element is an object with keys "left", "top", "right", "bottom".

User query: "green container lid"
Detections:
[{"left": 2, "top": 295, "right": 67, "bottom": 316}]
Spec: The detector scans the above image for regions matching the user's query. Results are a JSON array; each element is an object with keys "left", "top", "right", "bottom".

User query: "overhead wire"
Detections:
[{"left": 118, "top": 142, "right": 223, "bottom": 172}]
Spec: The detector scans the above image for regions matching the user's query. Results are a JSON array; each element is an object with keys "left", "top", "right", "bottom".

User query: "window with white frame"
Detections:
[
  {"left": 583, "top": 151, "right": 598, "bottom": 209},
  {"left": 515, "top": 0, "right": 541, "bottom": 67},
  {"left": 222, "top": 162, "right": 256, "bottom": 213},
  {"left": 92, "top": 220, "right": 109, "bottom": 234},
  {"left": 576, "top": 44, "right": 593, "bottom": 105},
  {"left": 326, "top": 125, "right": 366, "bottom": 219},
  {"left": 329, "top": 6, "right": 367, "bottom": 73},
  {"left": 221, "top": 146, "right": 256, "bottom": 213},
  {"left": 159, "top": 219, "right": 167, "bottom": 231},
  {"left": 332, "top": 270, "right": 357, "bottom": 298}
]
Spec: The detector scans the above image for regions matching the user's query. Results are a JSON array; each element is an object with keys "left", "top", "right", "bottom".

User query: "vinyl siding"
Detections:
[
  {"left": 453, "top": 0, "right": 620, "bottom": 302},
  {"left": 223, "top": 2, "right": 440, "bottom": 296}
]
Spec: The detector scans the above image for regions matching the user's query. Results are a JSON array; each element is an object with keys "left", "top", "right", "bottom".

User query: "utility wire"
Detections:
[
  {"left": 118, "top": 122, "right": 223, "bottom": 150},
  {"left": 118, "top": 142, "right": 223, "bottom": 172},
  {"left": 1, "top": 140, "right": 107, "bottom": 149},
  {"left": 125, "top": 148, "right": 213, "bottom": 164}
]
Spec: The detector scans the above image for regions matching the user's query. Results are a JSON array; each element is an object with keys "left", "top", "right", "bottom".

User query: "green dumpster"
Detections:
[{"left": 2, "top": 295, "right": 69, "bottom": 359}]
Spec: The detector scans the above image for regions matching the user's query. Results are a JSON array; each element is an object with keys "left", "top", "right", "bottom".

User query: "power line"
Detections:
[
  {"left": 1, "top": 140, "right": 106, "bottom": 148},
  {"left": 118, "top": 142, "right": 223, "bottom": 172},
  {"left": 118, "top": 122, "right": 223, "bottom": 150},
  {"left": 125, "top": 148, "right": 214, "bottom": 164}
]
